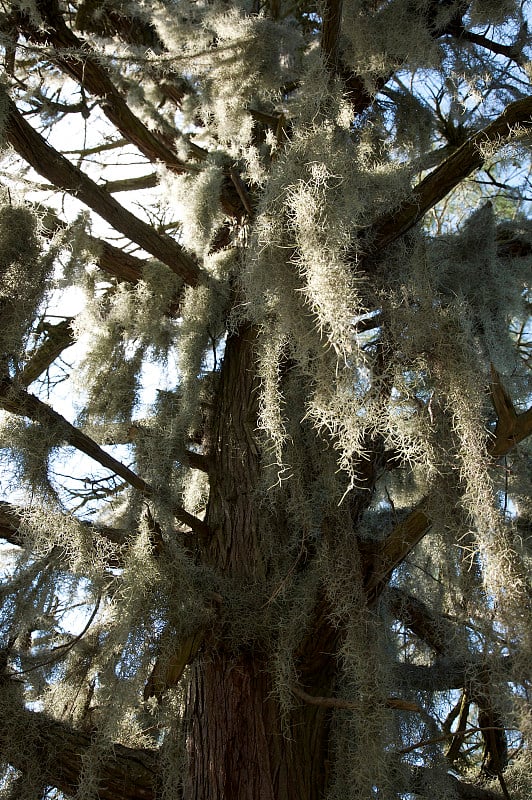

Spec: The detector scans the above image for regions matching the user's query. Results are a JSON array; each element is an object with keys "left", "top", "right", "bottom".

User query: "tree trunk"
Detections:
[
  {"left": 183, "top": 326, "right": 337, "bottom": 799},
  {"left": 185, "top": 652, "right": 334, "bottom": 800}
]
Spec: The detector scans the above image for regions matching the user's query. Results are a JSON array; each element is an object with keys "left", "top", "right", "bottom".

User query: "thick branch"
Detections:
[
  {"left": 364, "top": 508, "right": 431, "bottom": 601},
  {"left": 386, "top": 586, "right": 457, "bottom": 656},
  {"left": 368, "top": 95, "right": 532, "bottom": 252},
  {"left": 489, "top": 364, "right": 532, "bottom": 457},
  {"left": 0, "top": 500, "right": 127, "bottom": 566},
  {"left": 0, "top": 703, "right": 157, "bottom": 800},
  {"left": 22, "top": 0, "right": 205, "bottom": 171},
  {"left": 0, "top": 379, "right": 210, "bottom": 538},
  {"left": 2, "top": 89, "right": 203, "bottom": 287},
  {"left": 396, "top": 655, "right": 515, "bottom": 693},
  {"left": 19, "top": 319, "right": 75, "bottom": 387},
  {"left": 409, "top": 766, "right": 505, "bottom": 800},
  {"left": 321, "top": 0, "right": 343, "bottom": 72}
]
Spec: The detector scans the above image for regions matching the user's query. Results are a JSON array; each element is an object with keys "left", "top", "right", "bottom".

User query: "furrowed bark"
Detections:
[{"left": 181, "top": 327, "right": 338, "bottom": 800}]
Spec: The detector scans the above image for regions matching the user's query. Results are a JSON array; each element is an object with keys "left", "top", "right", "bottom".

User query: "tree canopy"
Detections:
[{"left": 0, "top": 1, "right": 531, "bottom": 799}]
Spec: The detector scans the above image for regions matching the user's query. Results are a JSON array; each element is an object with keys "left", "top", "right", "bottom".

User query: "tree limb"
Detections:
[
  {"left": 291, "top": 684, "right": 420, "bottom": 712},
  {"left": 0, "top": 379, "right": 210, "bottom": 539},
  {"left": 367, "top": 374, "right": 532, "bottom": 601},
  {"left": 368, "top": 95, "right": 532, "bottom": 252},
  {"left": 386, "top": 586, "right": 457, "bottom": 656},
  {"left": 0, "top": 500, "right": 127, "bottom": 566},
  {"left": 20, "top": 0, "right": 206, "bottom": 171},
  {"left": 489, "top": 364, "right": 532, "bottom": 457},
  {"left": 395, "top": 655, "right": 515, "bottom": 693},
  {"left": 1, "top": 88, "right": 204, "bottom": 287},
  {"left": 19, "top": 319, "right": 75, "bottom": 387},
  {"left": 0, "top": 703, "right": 158, "bottom": 800},
  {"left": 409, "top": 766, "right": 506, "bottom": 800},
  {"left": 321, "top": 0, "right": 343, "bottom": 72}
]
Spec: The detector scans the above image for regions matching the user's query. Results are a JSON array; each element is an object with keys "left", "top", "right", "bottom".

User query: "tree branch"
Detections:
[
  {"left": 366, "top": 373, "right": 532, "bottom": 601},
  {"left": 321, "top": 0, "right": 343, "bottom": 72},
  {"left": 102, "top": 173, "right": 159, "bottom": 194},
  {"left": 395, "top": 655, "right": 515, "bottom": 693},
  {"left": 19, "top": 319, "right": 75, "bottom": 387},
  {"left": 445, "top": 22, "right": 526, "bottom": 67},
  {"left": 291, "top": 684, "right": 420, "bottom": 712},
  {"left": 0, "top": 379, "right": 210, "bottom": 539},
  {"left": 368, "top": 95, "right": 532, "bottom": 252},
  {"left": 0, "top": 703, "right": 158, "bottom": 800},
  {"left": 386, "top": 586, "right": 457, "bottom": 656},
  {"left": 0, "top": 500, "right": 127, "bottom": 566},
  {"left": 1, "top": 89, "right": 204, "bottom": 287},
  {"left": 489, "top": 364, "right": 532, "bottom": 457},
  {"left": 20, "top": 0, "right": 206, "bottom": 172},
  {"left": 409, "top": 766, "right": 506, "bottom": 800}
]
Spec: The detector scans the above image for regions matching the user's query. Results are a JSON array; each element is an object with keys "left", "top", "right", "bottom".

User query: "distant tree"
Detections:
[{"left": 0, "top": 1, "right": 531, "bottom": 798}]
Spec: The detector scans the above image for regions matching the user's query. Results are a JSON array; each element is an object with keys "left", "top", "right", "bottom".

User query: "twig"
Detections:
[{"left": 292, "top": 684, "right": 420, "bottom": 712}]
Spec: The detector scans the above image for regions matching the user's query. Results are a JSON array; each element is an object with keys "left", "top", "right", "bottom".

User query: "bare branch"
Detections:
[
  {"left": 291, "top": 684, "right": 421, "bottom": 713},
  {"left": 489, "top": 364, "right": 532, "bottom": 457},
  {"left": 102, "top": 173, "right": 159, "bottom": 194}
]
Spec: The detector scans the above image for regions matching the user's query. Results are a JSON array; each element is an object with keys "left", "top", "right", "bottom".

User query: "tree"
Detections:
[{"left": 0, "top": 0, "right": 531, "bottom": 798}]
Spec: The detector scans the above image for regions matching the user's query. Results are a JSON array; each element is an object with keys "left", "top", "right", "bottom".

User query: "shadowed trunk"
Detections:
[{"left": 183, "top": 326, "right": 337, "bottom": 799}]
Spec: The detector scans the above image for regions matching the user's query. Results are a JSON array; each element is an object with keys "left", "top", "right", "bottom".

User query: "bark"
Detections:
[{"left": 180, "top": 326, "right": 338, "bottom": 800}]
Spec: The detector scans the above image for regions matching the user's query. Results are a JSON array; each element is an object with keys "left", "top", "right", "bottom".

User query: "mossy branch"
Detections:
[
  {"left": 0, "top": 379, "right": 210, "bottom": 539},
  {"left": 2, "top": 89, "right": 204, "bottom": 287},
  {"left": 366, "top": 372, "right": 532, "bottom": 602},
  {"left": 20, "top": 0, "right": 206, "bottom": 171},
  {"left": 0, "top": 499, "right": 127, "bottom": 566},
  {"left": 19, "top": 319, "right": 75, "bottom": 387},
  {"left": 368, "top": 95, "right": 532, "bottom": 252},
  {"left": 0, "top": 702, "right": 158, "bottom": 800}
]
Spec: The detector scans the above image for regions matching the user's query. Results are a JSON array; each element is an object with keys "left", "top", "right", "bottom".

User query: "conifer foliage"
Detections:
[{"left": 0, "top": 1, "right": 531, "bottom": 798}]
